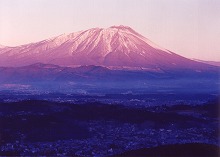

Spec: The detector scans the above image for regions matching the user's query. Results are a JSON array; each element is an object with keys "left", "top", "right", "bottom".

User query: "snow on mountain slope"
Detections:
[{"left": 0, "top": 25, "right": 217, "bottom": 71}]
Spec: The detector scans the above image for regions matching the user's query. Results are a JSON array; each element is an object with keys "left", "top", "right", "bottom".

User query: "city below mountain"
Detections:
[{"left": 0, "top": 25, "right": 218, "bottom": 72}]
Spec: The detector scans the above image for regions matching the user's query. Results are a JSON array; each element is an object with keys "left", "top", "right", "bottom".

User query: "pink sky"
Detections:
[{"left": 0, "top": 0, "right": 219, "bottom": 61}]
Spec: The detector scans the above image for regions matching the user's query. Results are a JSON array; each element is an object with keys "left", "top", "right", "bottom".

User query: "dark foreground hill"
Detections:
[
  {"left": 117, "top": 143, "right": 220, "bottom": 157},
  {"left": 0, "top": 99, "right": 219, "bottom": 156}
]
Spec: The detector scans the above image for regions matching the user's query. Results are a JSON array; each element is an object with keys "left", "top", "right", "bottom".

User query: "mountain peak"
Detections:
[
  {"left": 109, "top": 25, "right": 132, "bottom": 30},
  {"left": 0, "top": 26, "right": 216, "bottom": 71}
]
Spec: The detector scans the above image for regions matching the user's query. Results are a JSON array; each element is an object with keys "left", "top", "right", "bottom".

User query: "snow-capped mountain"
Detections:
[{"left": 0, "top": 25, "right": 216, "bottom": 71}]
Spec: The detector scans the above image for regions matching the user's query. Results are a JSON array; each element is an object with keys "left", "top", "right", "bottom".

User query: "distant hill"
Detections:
[{"left": 193, "top": 59, "right": 220, "bottom": 67}]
